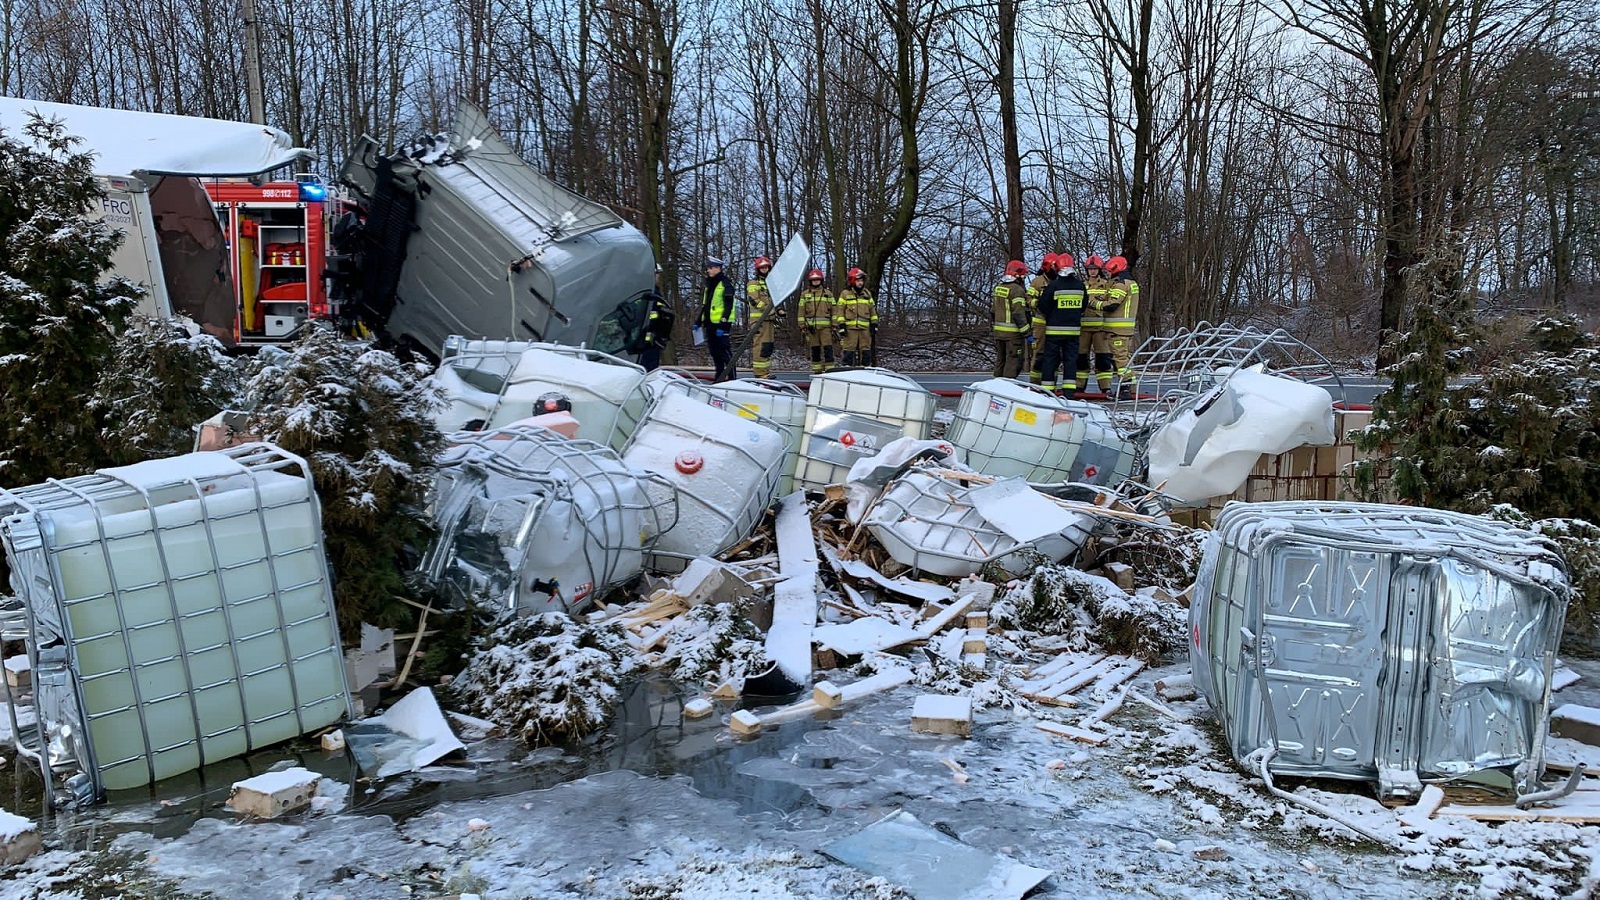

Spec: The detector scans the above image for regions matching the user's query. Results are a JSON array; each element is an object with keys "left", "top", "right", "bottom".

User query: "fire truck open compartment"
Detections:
[{"left": 203, "top": 180, "right": 330, "bottom": 345}]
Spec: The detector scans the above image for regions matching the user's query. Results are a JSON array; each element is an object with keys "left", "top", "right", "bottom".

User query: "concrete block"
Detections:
[
  {"left": 962, "top": 628, "right": 988, "bottom": 655},
  {"left": 684, "top": 698, "right": 714, "bottom": 719},
  {"left": 0, "top": 809, "right": 40, "bottom": 867},
  {"left": 965, "top": 610, "right": 989, "bottom": 630},
  {"left": 227, "top": 767, "right": 323, "bottom": 819},
  {"left": 729, "top": 710, "right": 762, "bottom": 736},
  {"left": 911, "top": 694, "right": 973, "bottom": 737},
  {"left": 1102, "top": 562, "right": 1136, "bottom": 591},
  {"left": 320, "top": 730, "right": 346, "bottom": 752},
  {"left": 1551, "top": 704, "right": 1600, "bottom": 748}
]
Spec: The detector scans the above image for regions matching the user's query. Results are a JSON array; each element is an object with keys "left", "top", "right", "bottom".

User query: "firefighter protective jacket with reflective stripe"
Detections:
[
  {"left": 1028, "top": 273, "right": 1051, "bottom": 324},
  {"left": 798, "top": 287, "right": 834, "bottom": 327},
  {"left": 747, "top": 277, "right": 773, "bottom": 323},
  {"left": 1040, "top": 273, "right": 1086, "bottom": 333},
  {"left": 701, "top": 273, "right": 734, "bottom": 326},
  {"left": 837, "top": 288, "right": 877, "bottom": 328},
  {"left": 993, "top": 280, "right": 1028, "bottom": 333},
  {"left": 1105, "top": 276, "right": 1138, "bottom": 332},
  {"left": 1082, "top": 274, "right": 1110, "bottom": 327}
]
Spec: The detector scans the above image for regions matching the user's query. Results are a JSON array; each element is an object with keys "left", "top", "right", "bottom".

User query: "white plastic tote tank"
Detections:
[
  {"left": 946, "top": 379, "right": 1133, "bottom": 485},
  {"left": 0, "top": 444, "right": 349, "bottom": 798},
  {"left": 622, "top": 390, "right": 788, "bottom": 572},
  {"left": 488, "top": 344, "right": 647, "bottom": 450},
  {"left": 795, "top": 369, "right": 935, "bottom": 489},
  {"left": 705, "top": 379, "right": 807, "bottom": 496}
]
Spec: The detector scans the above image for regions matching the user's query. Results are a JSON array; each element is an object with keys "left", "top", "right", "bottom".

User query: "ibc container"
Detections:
[
  {"left": 946, "top": 379, "right": 1133, "bottom": 486},
  {"left": 795, "top": 369, "right": 935, "bottom": 489},
  {"left": 0, "top": 444, "right": 349, "bottom": 798},
  {"left": 487, "top": 344, "right": 647, "bottom": 450},
  {"left": 424, "top": 426, "right": 673, "bottom": 614},
  {"left": 1191, "top": 501, "right": 1569, "bottom": 801},
  {"left": 622, "top": 390, "right": 788, "bottom": 572},
  {"left": 705, "top": 379, "right": 807, "bottom": 496}
]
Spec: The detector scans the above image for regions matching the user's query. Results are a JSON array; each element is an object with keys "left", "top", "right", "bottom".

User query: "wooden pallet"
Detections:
[
  {"left": 1018, "top": 652, "right": 1143, "bottom": 710},
  {"left": 1399, "top": 777, "right": 1600, "bottom": 824}
]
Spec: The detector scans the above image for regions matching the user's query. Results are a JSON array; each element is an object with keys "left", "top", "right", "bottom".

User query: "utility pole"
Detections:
[{"left": 242, "top": 0, "right": 266, "bottom": 125}]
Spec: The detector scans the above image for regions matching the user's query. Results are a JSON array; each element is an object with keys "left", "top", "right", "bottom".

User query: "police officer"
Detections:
[
  {"left": 1035, "top": 254, "right": 1086, "bottom": 395},
  {"left": 700, "top": 256, "right": 736, "bottom": 381}
]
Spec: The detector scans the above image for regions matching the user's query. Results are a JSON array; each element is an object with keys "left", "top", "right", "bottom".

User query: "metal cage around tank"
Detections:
[{"left": 0, "top": 443, "right": 350, "bottom": 803}]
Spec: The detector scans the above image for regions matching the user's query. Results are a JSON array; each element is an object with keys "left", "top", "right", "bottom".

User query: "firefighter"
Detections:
[
  {"left": 1035, "top": 253, "right": 1086, "bottom": 395},
  {"left": 1079, "top": 254, "right": 1112, "bottom": 392},
  {"left": 747, "top": 255, "right": 775, "bottom": 378},
  {"left": 992, "top": 260, "right": 1030, "bottom": 378},
  {"left": 700, "top": 256, "right": 736, "bottom": 382},
  {"left": 1103, "top": 255, "right": 1140, "bottom": 394},
  {"left": 798, "top": 268, "right": 836, "bottom": 374},
  {"left": 1026, "top": 252, "right": 1059, "bottom": 383},
  {"left": 637, "top": 266, "right": 675, "bottom": 372},
  {"left": 837, "top": 267, "right": 878, "bottom": 367}
]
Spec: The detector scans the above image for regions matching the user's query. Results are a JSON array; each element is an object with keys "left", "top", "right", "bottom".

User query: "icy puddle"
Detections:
[{"left": 7, "top": 672, "right": 1598, "bottom": 899}]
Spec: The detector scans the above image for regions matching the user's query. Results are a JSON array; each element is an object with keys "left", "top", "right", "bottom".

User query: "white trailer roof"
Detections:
[{"left": 0, "top": 97, "right": 313, "bottom": 177}]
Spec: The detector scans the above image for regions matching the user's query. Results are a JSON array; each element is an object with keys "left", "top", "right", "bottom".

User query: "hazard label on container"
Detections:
[
  {"left": 1012, "top": 407, "right": 1038, "bottom": 426},
  {"left": 840, "top": 432, "right": 857, "bottom": 447}
]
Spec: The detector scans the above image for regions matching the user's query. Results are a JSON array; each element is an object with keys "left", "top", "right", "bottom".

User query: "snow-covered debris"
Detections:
[
  {"left": 0, "top": 808, "right": 41, "bottom": 866},
  {"left": 347, "top": 686, "right": 467, "bottom": 777},
  {"left": 226, "top": 768, "right": 322, "bottom": 819},
  {"left": 451, "top": 612, "right": 632, "bottom": 744},
  {"left": 821, "top": 809, "right": 1050, "bottom": 900},
  {"left": 656, "top": 600, "right": 774, "bottom": 692},
  {"left": 994, "top": 565, "right": 1186, "bottom": 662}
]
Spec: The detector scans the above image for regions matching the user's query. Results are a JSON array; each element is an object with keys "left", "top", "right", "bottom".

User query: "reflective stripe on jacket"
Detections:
[
  {"left": 1082, "top": 275, "right": 1110, "bottom": 328},
  {"left": 747, "top": 278, "right": 772, "bottom": 324},
  {"left": 1105, "top": 277, "right": 1138, "bottom": 332},
  {"left": 993, "top": 281, "right": 1027, "bottom": 334},
  {"left": 837, "top": 288, "right": 877, "bottom": 328},
  {"left": 798, "top": 287, "right": 834, "bottom": 327}
]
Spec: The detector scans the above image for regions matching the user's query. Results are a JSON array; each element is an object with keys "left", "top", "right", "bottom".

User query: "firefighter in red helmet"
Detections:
[
  {"left": 1027, "top": 252, "right": 1060, "bottom": 383},
  {"left": 798, "top": 267, "right": 835, "bottom": 374},
  {"left": 747, "top": 255, "right": 775, "bottom": 377},
  {"left": 837, "top": 266, "right": 878, "bottom": 367},
  {"left": 993, "top": 259, "right": 1030, "bottom": 378}
]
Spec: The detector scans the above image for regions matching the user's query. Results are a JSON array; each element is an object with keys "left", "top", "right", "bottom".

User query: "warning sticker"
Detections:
[
  {"left": 1012, "top": 407, "right": 1038, "bottom": 426},
  {"left": 1052, "top": 411, "right": 1076, "bottom": 425},
  {"left": 735, "top": 404, "right": 759, "bottom": 420},
  {"left": 988, "top": 397, "right": 1009, "bottom": 414}
]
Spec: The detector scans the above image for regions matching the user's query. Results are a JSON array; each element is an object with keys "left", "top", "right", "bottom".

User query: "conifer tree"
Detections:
[
  {"left": 92, "top": 317, "right": 242, "bottom": 464},
  {"left": 245, "top": 327, "right": 443, "bottom": 637},
  {"left": 0, "top": 116, "right": 141, "bottom": 486}
]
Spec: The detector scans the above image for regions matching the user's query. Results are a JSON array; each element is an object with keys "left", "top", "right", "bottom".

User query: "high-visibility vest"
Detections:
[
  {"left": 837, "top": 288, "right": 877, "bottom": 328},
  {"left": 747, "top": 277, "right": 772, "bottom": 324},
  {"left": 798, "top": 287, "right": 834, "bottom": 327},
  {"left": 702, "top": 277, "right": 734, "bottom": 324},
  {"left": 1027, "top": 273, "right": 1050, "bottom": 325},
  {"left": 993, "top": 280, "right": 1027, "bottom": 334}
]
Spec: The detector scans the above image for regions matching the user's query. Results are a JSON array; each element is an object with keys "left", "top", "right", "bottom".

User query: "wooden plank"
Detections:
[
  {"left": 1020, "top": 653, "right": 1107, "bottom": 699},
  {"left": 1397, "top": 784, "right": 1445, "bottom": 828},
  {"left": 766, "top": 492, "right": 819, "bottom": 686},
  {"left": 1091, "top": 660, "right": 1145, "bottom": 697},
  {"left": 1436, "top": 802, "right": 1600, "bottom": 823},
  {"left": 1035, "top": 721, "right": 1108, "bottom": 745},
  {"left": 1053, "top": 656, "right": 1123, "bottom": 697},
  {"left": 1081, "top": 686, "right": 1129, "bottom": 727},
  {"left": 1553, "top": 667, "right": 1581, "bottom": 693},
  {"left": 914, "top": 596, "right": 975, "bottom": 640}
]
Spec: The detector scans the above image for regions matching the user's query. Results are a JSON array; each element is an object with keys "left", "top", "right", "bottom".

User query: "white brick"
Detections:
[
  {"left": 684, "top": 698, "right": 715, "bottom": 719},
  {"left": 0, "top": 809, "right": 40, "bottom": 867},
  {"left": 2, "top": 656, "right": 28, "bottom": 690}
]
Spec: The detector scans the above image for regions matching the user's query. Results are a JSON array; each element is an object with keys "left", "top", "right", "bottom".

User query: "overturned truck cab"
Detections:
[
  {"left": 1190, "top": 501, "right": 1570, "bottom": 803},
  {"left": 335, "top": 104, "right": 656, "bottom": 359}
]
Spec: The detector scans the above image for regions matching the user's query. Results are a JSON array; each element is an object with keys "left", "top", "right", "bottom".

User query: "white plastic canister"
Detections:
[
  {"left": 795, "top": 369, "right": 936, "bottom": 489},
  {"left": 946, "top": 378, "right": 1132, "bottom": 485},
  {"left": 704, "top": 379, "right": 807, "bottom": 496},
  {"left": 488, "top": 345, "right": 648, "bottom": 450},
  {"left": 623, "top": 390, "right": 787, "bottom": 572}
]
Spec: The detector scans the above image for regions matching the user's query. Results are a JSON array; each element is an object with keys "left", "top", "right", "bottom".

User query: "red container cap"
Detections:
[{"left": 674, "top": 451, "right": 704, "bottom": 474}]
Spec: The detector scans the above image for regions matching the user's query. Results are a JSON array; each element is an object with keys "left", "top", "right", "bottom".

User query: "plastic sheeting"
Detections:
[{"left": 1146, "top": 367, "right": 1335, "bottom": 503}]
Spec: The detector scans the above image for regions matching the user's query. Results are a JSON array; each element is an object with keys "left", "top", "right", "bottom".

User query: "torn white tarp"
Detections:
[
  {"left": 0, "top": 97, "right": 312, "bottom": 176},
  {"left": 1146, "top": 366, "right": 1334, "bottom": 503},
  {"left": 821, "top": 809, "right": 1050, "bottom": 900},
  {"left": 846, "top": 437, "right": 967, "bottom": 522},
  {"left": 345, "top": 687, "right": 466, "bottom": 778}
]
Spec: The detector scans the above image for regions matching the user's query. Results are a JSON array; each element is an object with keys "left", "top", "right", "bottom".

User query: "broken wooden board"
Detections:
[
  {"left": 1551, "top": 704, "right": 1600, "bottom": 748},
  {"left": 827, "top": 547, "right": 957, "bottom": 605},
  {"left": 1018, "top": 652, "right": 1112, "bottom": 707},
  {"left": 914, "top": 595, "right": 975, "bottom": 641},
  {"left": 1397, "top": 785, "right": 1446, "bottom": 828},
  {"left": 735, "top": 667, "right": 916, "bottom": 735},
  {"left": 1431, "top": 776, "right": 1600, "bottom": 823},
  {"left": 1035, "top": 720, "right": 1109, "bottom": 745},
  {"left": 813, "top": 617, "right": 923, "bottom": 656},
  {"left": 766, "top": 492, "right": 820, "bottom": 688},
  {"left": 1553, "top": 666, "right": 1581, "bottom": 693}
]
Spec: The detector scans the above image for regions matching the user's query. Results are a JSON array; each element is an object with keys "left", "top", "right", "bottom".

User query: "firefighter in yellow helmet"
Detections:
[
  {"left": 993, "top": 260, "right": 1030, "bottom": 378},
  {"left": 747, "top": 255, "right": 775, "bottom": 378},
  {"left": 1026, "top": 253, "right": 1059, "bottom": 384},
  {"left": 1103, "top": 255, "right": 1140, "bottom": 394},
  {"left": 1079, "top": 254, "right": 1113, "bottom": 393},
  {"left": 798, "top": 268, "right": 836, "bottom": 374},
  {"left": 837, "top": 267, "right": 878, "bottom": 367}
]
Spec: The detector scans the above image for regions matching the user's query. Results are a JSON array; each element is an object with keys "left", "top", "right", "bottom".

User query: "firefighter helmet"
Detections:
[
  {"left": 847, "top": 267, "right": 865, "bottom": 286},
  {"left": 1086, "top": 254, "right": 1105, "bottom": 271},
  {"left": 1005, "top": 260, "right": 1028, "bottom": 278},
  {"left": 1057, "top": 253, "right": 1076, "bottom": 272},
  {"left": 1104, "top": 256, "right": 1128, "bottom": 276},
  {"left": 1041, "top": 252, "right": 1058, "bottom": 273},
  {"left": 807, "top": 268, "right": 825, "bottom": 282},
  {"left": 754, "top": 255, "right": 773, "bottom": 272}
]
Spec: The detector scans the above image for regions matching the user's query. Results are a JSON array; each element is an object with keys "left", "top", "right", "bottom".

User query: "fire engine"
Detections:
[{"left": 203, "top": 177, "right": 333, "bottom": 345}]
